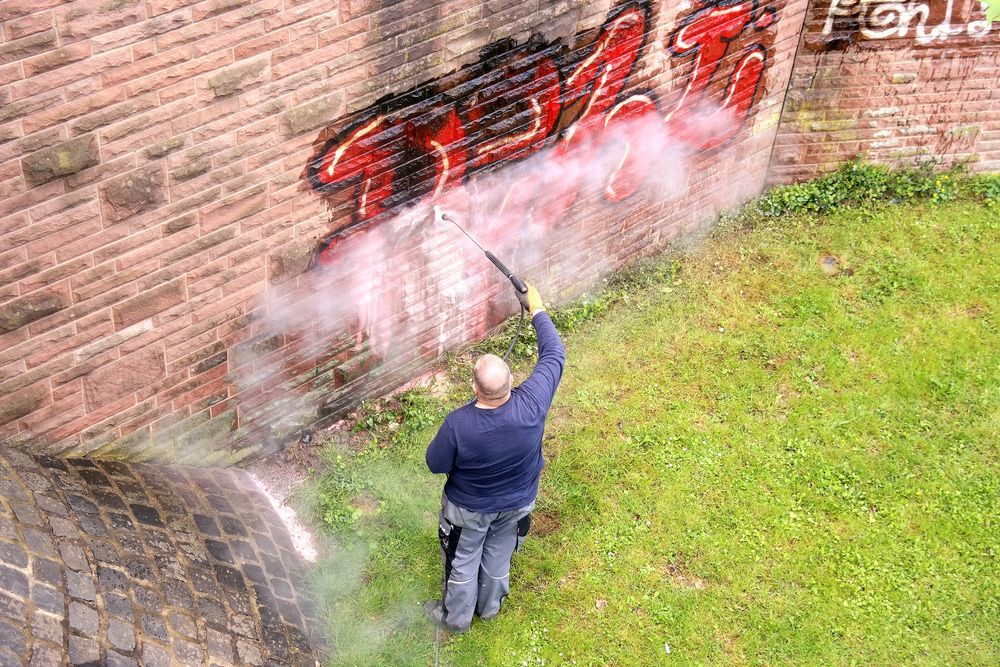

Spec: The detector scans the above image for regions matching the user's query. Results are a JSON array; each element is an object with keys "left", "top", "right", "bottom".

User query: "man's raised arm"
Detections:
[{"left": 517, "top": 285, "right": 565, "bottom": 410}]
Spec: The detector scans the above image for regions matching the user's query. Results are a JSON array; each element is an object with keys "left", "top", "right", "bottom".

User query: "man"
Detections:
[{"left": 424, "top": 284, "right": 565, "bottom": 633}]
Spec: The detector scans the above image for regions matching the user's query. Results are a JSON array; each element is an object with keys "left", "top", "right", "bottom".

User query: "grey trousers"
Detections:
[{"left": 437, "top": 492, "right": 534, "bottom": 631}]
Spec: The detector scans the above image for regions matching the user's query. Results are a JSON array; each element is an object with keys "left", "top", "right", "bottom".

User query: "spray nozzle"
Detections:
[{"left": 434, "top": 206, "right": 528, "bottom": 295}]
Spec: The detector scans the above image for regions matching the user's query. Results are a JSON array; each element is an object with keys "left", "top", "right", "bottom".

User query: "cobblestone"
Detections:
[{"left": 0, "top": 452, "right": 322, "bottom": 664}]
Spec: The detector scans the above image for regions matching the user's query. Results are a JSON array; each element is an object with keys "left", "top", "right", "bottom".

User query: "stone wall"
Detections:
[
  {"left": 768, "top": 0, "right": 1000, "bottom": 181},
  {"left": 1, "top": 0, "right": 994, "bottom": 464}
]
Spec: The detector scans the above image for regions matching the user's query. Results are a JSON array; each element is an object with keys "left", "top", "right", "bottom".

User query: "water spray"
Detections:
[{"left": 434, "top": 206, "right": 529, "bottom": 361}]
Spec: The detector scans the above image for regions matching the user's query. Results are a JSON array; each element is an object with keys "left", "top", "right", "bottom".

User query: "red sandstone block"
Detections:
[
  {"left": 234, "top": 116, "right": 278, "bottom": 145},
  {"left": 25, "top": 217, "right": 103, "bottom": 260},
  {"left": 3, "top": 11, "right": 54, "bottom": 41},
  {"left": 125, "top": 49, "right": 234, "bottom": 98},
  {"left": 63, "top": 154, "right": 138, "bottom": 193},
  {"left": 23, "top": 321, "right": 77, "bottom": 368},
  {"left": 11, "top": 48, "right": 132, "bottom": 102},
  {"left": 190, "top": 20, "right": 264, "bottom": 60},
  {"left": 23, "top": 86, "right": 127, "bottom": 135},
  {"left": 263, "top": 0, "right": 330, "bottom": 31},
  {"left": 170, "top": 369, "right": 229, "bottom": 412},
  {"left": 95, "top": 227, "right": 162, "bottom": 268},
  {"left": 234, "top": 30, "right": 288, "bottom": 60},
  {"left": 89, "top": 10, "right": 186, "bottom": 53},
  {"left": 18, "top": 256, "right": 92, "bottom": 296},
  {"left": 55, "top": 0, "right": 145, "bottom": 45},
  {"left": 55, "top": 222, "right": 135, "bottom": 264},
  {"left": 83, "top": 345, "right": 165, "bottom": 410},
  {"left": 155, "top": 14, "right": 213, "bottom": 52},
  {"left": 18, "top": 389, "right": 84, "bottom": 433},
  {"left": 221, "top": 265, "right": 264, "bottom": 297},
  {"left": 112, "top": 278, "right": 186, "bottom": 330},
  {"left": 171, "top": 96, "right": 239, "bottom": 135},
  {"left": 22, "top": 40, "right": 91, "bottom": 77},
  {"left": 200, "top": 184, "right": 268, "bottom": 233},
  {"left": 287, "top": 12, "right": 339, "bottom": 42},
  {"left": 101, "top": 124, "right": 175, "bottom": 162},
  {"left": 0, "top": 62, "right": 23, "bottom": 86},
  {"left": 102, "top": 46, "right": 192, "bottom": 88}
]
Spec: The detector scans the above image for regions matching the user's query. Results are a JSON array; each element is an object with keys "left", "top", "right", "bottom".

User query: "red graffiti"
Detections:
[
  {"left": 307, "top": 1, "right": 779, "bottom": 262},
  {"left": 665, "top": 0, "right": 776, "bottom": 151}
]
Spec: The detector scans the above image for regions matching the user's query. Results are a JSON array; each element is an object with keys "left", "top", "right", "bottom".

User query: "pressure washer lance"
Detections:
[{"left": 434, "top": 206, "right": 529, "bottom": 361}]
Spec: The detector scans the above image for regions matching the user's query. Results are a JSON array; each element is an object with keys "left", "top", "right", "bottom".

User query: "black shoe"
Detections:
[{"left": 423, "top": 601, "right": 468, "bottom": 633}]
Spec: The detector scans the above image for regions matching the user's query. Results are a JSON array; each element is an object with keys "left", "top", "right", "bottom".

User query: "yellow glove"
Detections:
[{"left": 526, "top": 284, "right": 544, "bottom": 314}]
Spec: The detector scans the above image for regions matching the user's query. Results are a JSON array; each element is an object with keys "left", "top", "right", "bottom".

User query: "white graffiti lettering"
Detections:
[{"left": 822, "top": 0, "right": 994, "bottom": 44}]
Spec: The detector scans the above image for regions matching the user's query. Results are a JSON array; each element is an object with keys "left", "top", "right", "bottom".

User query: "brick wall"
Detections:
[
  {"left": 10, "top": 0, "right": 987, "bottom": 465},
  {"left": 767, "top": 0, "right": 1000, "bottom": 182}
]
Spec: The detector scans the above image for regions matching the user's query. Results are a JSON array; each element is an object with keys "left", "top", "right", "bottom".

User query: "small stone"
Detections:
[
  {"left": 173, "top": 638, "right": 203, "bottom": 666},
  {"left": 67, "top": 635, "right": 99, "bottom": 665},
  {"left": 0, "top": 591, "right": 25, "bottom": 620},
  {"left": 0, "top": 619, "right": 25, "bottom": 656},
  {"left": 235, "top": 639, "right": 263, "bottom": 666},
  {"left": 58, "top": 543, "right": 90, "bottom": 572},
  {"left": 130, "top": 504, "right": 163, "bottom": 527},
  {"left": 34, "top": 495, "right": 67, "bottom": 517},
  {"left": 66, "top": 495, "right": 98, "bottom": 514},
  {"left": 98, "top": 565, "right": 129, "bottom": 592},
  {"left": 31, "top": 558, "right": 62, "bottom": 587},
  {"left": 206, "top": 628, "right": 233, "bottom": 662},
  {"left": 104, "top": 593, "right": 134, "bottom": 621},
  {"left": 214, "top": 564, "right": 246, "bottom": 591},
  {"left": 105, "top": 649, "right": 139, "bottom": 667},
  {"left": 30, "top": 585, "right": 63, "bottom": 614},
  {"left": 0, "top": 543, "right": 28, "bottom": 569},
  {"left": 23, "top": 528, "right": 56, "bottom": 557},
  {"left": 10, "top": 502, "right": 44, "bottom": 526},
  {"left": 205, "top": 540, "right": 233, "bottom": 564},
  {"left": 28, "top": 644, "right": 62, "bottom": 667},
  {"left": 169, "top": 611, "right": 197, "bottom": 639},
  {"left": 68, "top": 601, "right": 98, "bottom": 635},
  {"left": 48, "top": 517, "right": 76, "bottom": 539},
  {"left": 31, "top": 611, "right": 63, "bottom": 644},
  {"left": 0, "top": 566, "right": 28, "bottom": 599},
  {"left": 78, "top": 514, "right": 108, "bottom": 537},
  {"left": 141, "top": 613, "right": 169, "bottom": 642},
  {"left": 142, "top": 643, "right": 172, "bottom": 667},
  {"left": 66, "top": 570, "right": 96, "bottom": 601},
  {"left": 107, "top": 617, "right": 135, "bottom": 652}
]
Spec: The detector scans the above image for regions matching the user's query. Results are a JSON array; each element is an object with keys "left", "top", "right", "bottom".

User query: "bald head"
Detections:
[{"left": 473, "top": 354, "right": 512, "bottom": 402}]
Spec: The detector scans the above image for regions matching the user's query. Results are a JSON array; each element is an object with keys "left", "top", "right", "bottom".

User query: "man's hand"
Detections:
[
  {"left": 522, "top": 283, "right": 545, "bottom": 317},
  {"left": 516, "top": 283, "right": 544, "bottom": 314}
]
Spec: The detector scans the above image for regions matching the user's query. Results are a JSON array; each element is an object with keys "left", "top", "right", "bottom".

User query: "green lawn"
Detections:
[{"left": 305, "top": 194, "right": 999, "bottom": 666}]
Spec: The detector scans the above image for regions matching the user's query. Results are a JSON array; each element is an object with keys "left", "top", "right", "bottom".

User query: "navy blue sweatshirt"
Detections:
[{"left": 425, "top": 312, "right": 565, "bottom": 512}]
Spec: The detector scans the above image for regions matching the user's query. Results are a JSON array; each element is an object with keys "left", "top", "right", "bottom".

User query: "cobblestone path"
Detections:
[{"left": 0, "top": 449, "right": 322, "bottom": 666}]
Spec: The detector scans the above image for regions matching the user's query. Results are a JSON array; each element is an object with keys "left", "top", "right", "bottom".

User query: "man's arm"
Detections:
[
  {"left": 517, "top": 286, "right": 565, "bottom": 411},
  {"left": 425, "top": 419, "right": 457, "bottom": 474}
]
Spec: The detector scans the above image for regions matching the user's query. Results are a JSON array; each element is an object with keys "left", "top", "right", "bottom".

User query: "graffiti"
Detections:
[
  {"left": 811, "top": 0, "right": 996, "bottom": 49},
  {"left": 305, "top": 0, "right": 781, "bottom": 261}
]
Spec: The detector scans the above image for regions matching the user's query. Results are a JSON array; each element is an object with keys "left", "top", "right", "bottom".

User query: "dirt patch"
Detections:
[
  {"left": 661, "top": 558, "right": 708, "bottom": 590},
  {"left": 530, "top": 509, "right": 562, "bottom": 537},
  {"left": 349, "top": 491, "right": 380, "bottom": 516}
]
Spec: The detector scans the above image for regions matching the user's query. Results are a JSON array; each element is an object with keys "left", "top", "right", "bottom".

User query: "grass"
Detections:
[{"left": 304, "top": 188, "right": 999, "bottom": 666}]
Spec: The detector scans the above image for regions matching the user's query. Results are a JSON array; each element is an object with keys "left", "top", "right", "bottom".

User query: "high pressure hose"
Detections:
[{"left": 435, "top": 206, "right": 529, "bottom": 362}]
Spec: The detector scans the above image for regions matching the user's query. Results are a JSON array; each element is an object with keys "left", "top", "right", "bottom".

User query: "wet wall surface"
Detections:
[{"left": 0, "top": 450, "right": 322, "bottom": 666}]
